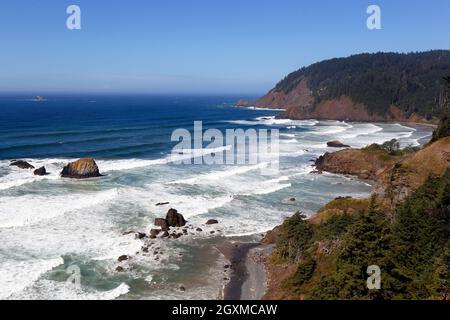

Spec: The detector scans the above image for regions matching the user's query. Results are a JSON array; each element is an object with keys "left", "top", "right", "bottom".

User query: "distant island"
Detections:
[
  {"left": 31, "top": 96, "right": 45, "bottom": 102},
  {"left": 246, "top": 50, "right": 450, "bottom": 123}
]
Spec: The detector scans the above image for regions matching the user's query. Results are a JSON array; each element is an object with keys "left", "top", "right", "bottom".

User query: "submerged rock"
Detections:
[
  {"left": 115, "top": 266, "right": 125, "bottom": 272},
  {"left": 327, "top": 140, "right": 350, "bottom": 148},
  {"left": 33, "top": 166, "right": 47, "bottom": 176},
  {"left": 61, "top": 158, "right": 102, "bottom": 179},
  {"left": 10, "top": 160, "right": 34, "bottom": 169}
]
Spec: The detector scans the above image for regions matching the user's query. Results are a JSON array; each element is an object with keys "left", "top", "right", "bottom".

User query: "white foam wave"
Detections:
[
  {"left": 0, "top": 257, "right": 64, "bottom": 299},
  {"left": 0, "top": 188, "right": 119, "bottom": 228},
  {"left": 9, "top": 280, "right": 129, "bottom": 300},
  {"left": 169, "top": 162, "right": 268, "bottom": 185}
]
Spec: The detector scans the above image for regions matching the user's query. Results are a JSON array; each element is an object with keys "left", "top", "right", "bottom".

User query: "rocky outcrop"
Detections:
[
  {"left": 61, "top": 158, "right": 102, "bottom": 179},
  {"left": 10, "top": 160, "right": 34, "bottom": 169},
  {"left": 33, "top": 167, "right": 47, "bottom": 176},
  {"left": 315, "top": 149, "right": 394, "bottom": 180},
  {"left": 154, "top": 218, "right": 169, "bottom": 231},
  {"left": 166, "top": 208, "right": 186, "bottom": 227},
  {"left": 236, "top": 99, "right": 250, "bottom": 107},
  {"left": 327, "top": 140, "right": 350, "bottom": 148}
]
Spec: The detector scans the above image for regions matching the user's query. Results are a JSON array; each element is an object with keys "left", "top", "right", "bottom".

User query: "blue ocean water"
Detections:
[{"left": 0, "top": 95, "right": 433, "bottom": 299}]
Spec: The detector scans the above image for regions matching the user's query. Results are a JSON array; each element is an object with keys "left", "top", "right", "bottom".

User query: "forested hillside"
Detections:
[{"left": 256, "top": 51, "right": 450, "bottom": 122}]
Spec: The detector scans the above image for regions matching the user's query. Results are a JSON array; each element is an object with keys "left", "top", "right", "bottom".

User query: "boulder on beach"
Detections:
[
  {"left": 61, "top": 158, "right": 102, "bottom": 179},
  {"left": 205, "top": 219, "right": 219, "bottom": 225},
  {"left": 327, "top": 140, "right": 350, "bottom": 148},
  {"left": 10, "top": 160, "right": 34, "bottom": 169},
  {"left": 166, "top": 208, "right": 186, "bottom": 227},
  {"left": 33, "top": 166, "right": 47, "bottom": 176}
]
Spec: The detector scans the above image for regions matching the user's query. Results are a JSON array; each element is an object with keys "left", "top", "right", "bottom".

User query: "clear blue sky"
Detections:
[{"left": 0, "top": 0, "right": 449, "bottom": 94}]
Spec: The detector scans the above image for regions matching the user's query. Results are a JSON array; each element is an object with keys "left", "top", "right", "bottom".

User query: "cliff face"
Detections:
[{"left": 255, "top": 51, "right": 450, "bottom": 123}]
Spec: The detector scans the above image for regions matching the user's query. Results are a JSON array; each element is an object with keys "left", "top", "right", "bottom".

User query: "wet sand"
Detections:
[{"left": 216, "top": 239, "right": 272, "bottom": 300}]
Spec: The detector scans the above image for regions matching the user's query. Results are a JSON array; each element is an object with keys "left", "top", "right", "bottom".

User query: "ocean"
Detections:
[{"left": 0, "top": 95, "right": 433, "bottom": 299}]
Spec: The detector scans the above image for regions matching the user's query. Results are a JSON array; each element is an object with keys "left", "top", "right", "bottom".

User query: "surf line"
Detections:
[{"left": 170, "top": 120, "right": 280, "bottom": 174}]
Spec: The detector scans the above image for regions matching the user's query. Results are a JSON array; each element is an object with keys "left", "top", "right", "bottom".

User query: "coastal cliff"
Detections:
[{"left": 253, "top": 51, "right": 450, "bottom": 123}]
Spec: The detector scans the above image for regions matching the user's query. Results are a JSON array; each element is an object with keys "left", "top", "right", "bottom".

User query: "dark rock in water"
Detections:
[
  {"left": 117, "top": 255, "right": 129, "bottom": 262},
  {"left": 154, "top": 218, "right": 169, "bottom": 231},
  {"left": 179, "top": 286, "right": 186, "bottom": 292},
  {"left": 314, "top": 153, "right": 328, "bottom": 168},
  {"left": 115, "top": 266, "right": 124, "bottom": 272},
  {"left": 289, "top": 198, "right": 296, "bottom": 202},
  {"left": 182, "top": 229, "right": 188, "bottom": 234},
  {"left": 166, "top": 208, "right": 186, "bottom": 227},
  {"left": 210, "top": 231, "right": 215, "bottom": 234},
  {"left": 327, "top": 140, "right": 350, "bottom": 148},
  {"left": 196, "top": 228, "right": 203, "bottom": 232},
  {"left": 170, "top": 233, "right": 182, "bottom": 239},
  {"left": 61, "top": 158, "right": 102, "bottom": 179},
  {"left": 33, "top": 167, "right": 46, "bottom": 175},
  {"left": 135, "top": 232, "right": 146, "bottom": 239},
  {"left": 122, "top": 230, "right": 135, "bottom": 235},
  {"left": 149, "top": 229, "right": 161, "bottom": 238},
  {"left": 155, "top": 202, "right": 169, "bottom": 206},
  {"left": 10, "top": 160, "right": 34, "bottom": 169},
  {"left": 205, "top": 219, "right": 219, "bottom": 225},
  {"left": 33, "top": 166, "right": 47, "bottom": 176}
]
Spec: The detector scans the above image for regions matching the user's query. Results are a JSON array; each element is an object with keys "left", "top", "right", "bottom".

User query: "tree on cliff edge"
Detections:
[{"left": 430, "top": 77, "right": 450, "bottom": 143}]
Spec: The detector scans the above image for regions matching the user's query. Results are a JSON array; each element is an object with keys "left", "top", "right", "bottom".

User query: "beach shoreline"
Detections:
[{"left": 216, "top": 237, "right": 273, "bottom": 300}]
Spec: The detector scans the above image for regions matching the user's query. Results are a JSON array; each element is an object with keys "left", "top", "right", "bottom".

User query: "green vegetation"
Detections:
[
  {"left": 274, "top": 171, "right": 450, "bottom": 300},
  {"left": 275, "top": 212, "right": 313, "bottom": 262},
  {"left": 274, "top": 51, "right": 450, "bottom": 119},
  {"left": 288, "top": 256, "right": 317, "bottom": 288},
  {"left": 430, "top": 77, "right": 450, "bottom": 143},
  {"left": 362, "top": 139, "right": 419, "bottom": 156}
]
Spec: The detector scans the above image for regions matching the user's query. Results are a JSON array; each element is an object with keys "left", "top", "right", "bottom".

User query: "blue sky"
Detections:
[{"left": 0, "top": 0, "right": 449, "bottom": 94}]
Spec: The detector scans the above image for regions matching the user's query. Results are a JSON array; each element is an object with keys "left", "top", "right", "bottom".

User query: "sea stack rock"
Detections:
[
  {"left": 33, "top": 166, "right": 47, "bottom": 176},
  {"left": 61, "top": 158, "right": 102, "bottom": 179},
  {"left": 236, "top": 99, "right": 250, "bottom": 107},
  {"left": 166, "top": 208, "right": 186, "bottom": 227},
  {"left": 10, "top": 160, "right": 34, "bottom": 169},
  {"left": 327, "top": 141, "right": 350, "bottom": 148}
]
